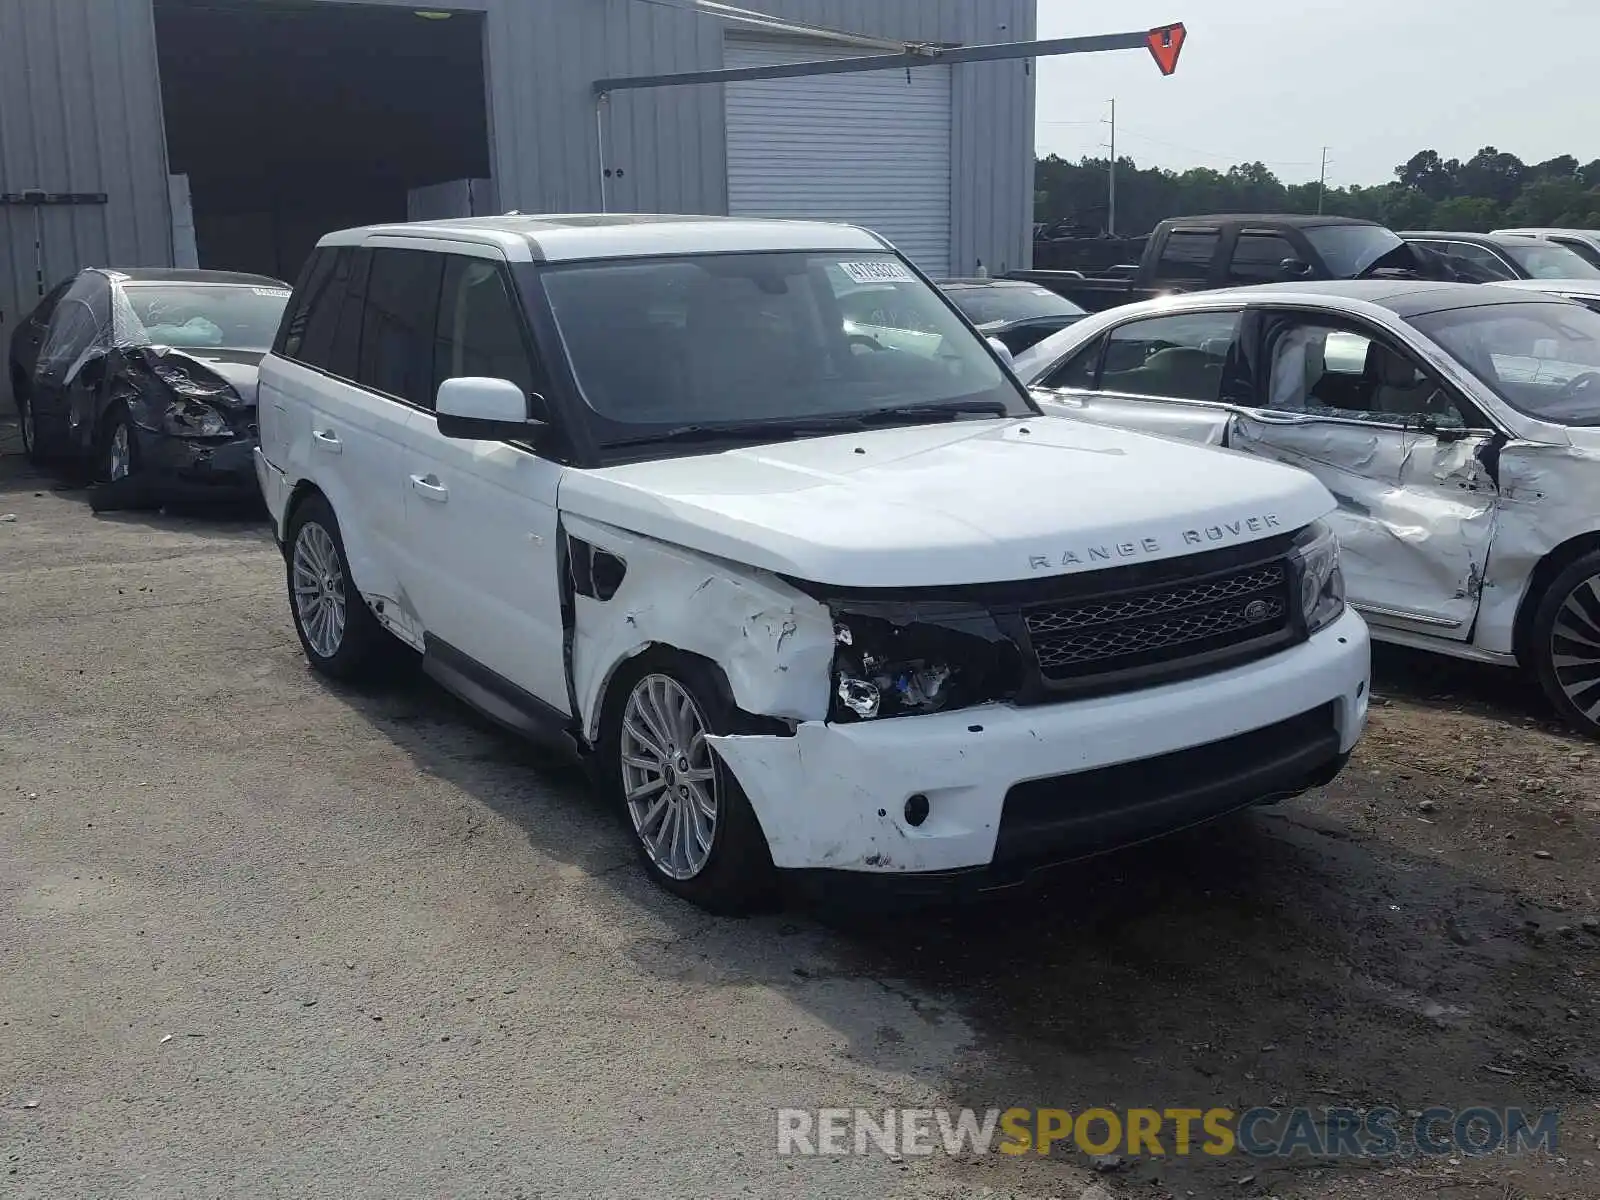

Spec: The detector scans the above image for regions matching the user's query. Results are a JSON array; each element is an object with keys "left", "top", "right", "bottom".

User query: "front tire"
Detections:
[
  {"left": 600, "top": 653, "right": 776, "bottom": 914},
  {"left": 1530, "top": 550, "right": 1600, "bottom": 739},
  {"left": 285, "top": 494, "right": 386, "bottom": 681}
]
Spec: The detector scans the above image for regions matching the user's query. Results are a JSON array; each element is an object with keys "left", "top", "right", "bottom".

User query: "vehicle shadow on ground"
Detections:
[
  {"left": 328, "top": 660, "right": 1599, "bottom": 1200},
  {"left": 1372, "top": 641, "right": 1569, "bottom": 732},
  {"left": 0, "top": 420, "right": 270, "bottom": 539}
]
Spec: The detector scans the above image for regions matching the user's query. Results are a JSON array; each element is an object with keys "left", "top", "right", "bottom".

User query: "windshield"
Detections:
[
  {"left": 1304, "top": 225, "right": 1406, "bottom": 277},
  {"left": 541, "top": 251, "right": 1027, "bottom": 437},
  {"left": 1411, "top": 300, "right": 1600, "bottom": 425},
  {"left": 1499, "top": 240, "right": 1600, "bottom": 280},
  {"left": 120, "top": 283, "right": 291, "bottom": 351},
  {"left": 945, "top": 285, "right": 1086, "bottom": 325}
]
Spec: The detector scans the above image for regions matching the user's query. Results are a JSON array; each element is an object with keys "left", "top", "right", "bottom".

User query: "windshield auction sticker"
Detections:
[{"left": 839, "top": 261, "right": 915, "bottom": 284}]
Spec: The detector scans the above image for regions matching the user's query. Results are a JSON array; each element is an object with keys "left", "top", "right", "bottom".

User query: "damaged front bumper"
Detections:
[
  {"left": 709, "top": 607, "right": 1369, "bottom": 893},
  {"left": 130, "top": 424, "right": 260, "bottom": 500}
]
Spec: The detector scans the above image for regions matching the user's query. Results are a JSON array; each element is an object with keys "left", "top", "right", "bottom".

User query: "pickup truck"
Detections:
[{"left": 1011, "top": 214, "right": 1460, "bottom": 313}]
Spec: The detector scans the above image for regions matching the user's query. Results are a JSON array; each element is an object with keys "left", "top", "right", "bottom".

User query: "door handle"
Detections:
[
  {"left": 311, "top": 429, "right": 343, "bottom": 453},
  {"left": 410, "top": 473, "right": 449, "bottom": 502}
]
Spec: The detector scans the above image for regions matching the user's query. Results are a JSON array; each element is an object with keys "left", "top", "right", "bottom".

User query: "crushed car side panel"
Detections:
[
  {"left": 561, "top": 512, "right": 836, "bottom": 744},
  {"left": 1473, "top": 441, "right": 1600, "bottom": 656},
  {"left": 1229, "top": 416, "right": 1497, "bottom": 635}
]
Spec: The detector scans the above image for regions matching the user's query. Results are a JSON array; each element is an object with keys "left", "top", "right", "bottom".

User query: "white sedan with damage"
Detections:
[{"left": 1015, "top": 280, "right": 1600, "bottom": 737}]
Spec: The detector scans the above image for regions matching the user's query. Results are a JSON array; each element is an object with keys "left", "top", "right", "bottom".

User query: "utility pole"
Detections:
[
  {"left": 1317, "top": 146, "right": 1330, "bottom": 215},
  {"left": 1104, "top": 98, "right": 1117, "bottom": 236}
]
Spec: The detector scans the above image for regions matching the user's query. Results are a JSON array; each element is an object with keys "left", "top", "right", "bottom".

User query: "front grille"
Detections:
[{"left": 1024, "top": 558, "right": 1294, "bottom": 687}]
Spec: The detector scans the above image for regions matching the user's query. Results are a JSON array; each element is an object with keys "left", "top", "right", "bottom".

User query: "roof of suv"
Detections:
[{"left": 320, "top": 213, "right": 893, "bottom": 263}]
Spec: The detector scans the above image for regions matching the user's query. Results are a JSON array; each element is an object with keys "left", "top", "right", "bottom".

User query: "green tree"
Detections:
[{"left": 1425, "top": 196, "right": 1503, "bottom": 231}]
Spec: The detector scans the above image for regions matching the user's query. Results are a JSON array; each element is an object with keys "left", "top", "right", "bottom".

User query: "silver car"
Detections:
[{"left": 1014, "top": 280, "right": 1600, "bottom": 736}]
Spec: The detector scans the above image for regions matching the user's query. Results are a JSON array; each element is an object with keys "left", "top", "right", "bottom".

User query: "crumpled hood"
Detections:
[
  {"left": 560, "top": 416, "right": 1335, "bottom": 588},
  {"left": 163, "top": 349, "right": 264, "bottom": 407}
]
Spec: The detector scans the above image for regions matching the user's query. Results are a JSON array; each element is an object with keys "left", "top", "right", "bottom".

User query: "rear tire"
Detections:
[
  {"left": 285, "top": 493, "right": 386, "bottom": 681},
  {"left": 599, "top": 651, "right": 777, "bottom": 914},
  {"left": 1529, "top": 550, "right": 1600, "bottom": 739},
  {"left": 14, "top": 384, "right": 43, "bottom": 464}
]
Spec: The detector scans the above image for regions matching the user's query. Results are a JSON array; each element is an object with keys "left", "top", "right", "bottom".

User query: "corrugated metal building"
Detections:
[{"left": 1, "top": 0, "right": 1036, "bottom": 404}]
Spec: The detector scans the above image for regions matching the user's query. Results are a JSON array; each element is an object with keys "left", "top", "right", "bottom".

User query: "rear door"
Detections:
[
  {"left": 262, "top": 245, "right": 420, "bottom": 608},
  {"left": 1229, "top": 308, "right": 1499, "bottom": 639},
  {"left": 29, "top": 272, "right": 111, "bottom": 454},
  {"left": 1031, "top": 307, "right": 1245, "bottom": 444}
]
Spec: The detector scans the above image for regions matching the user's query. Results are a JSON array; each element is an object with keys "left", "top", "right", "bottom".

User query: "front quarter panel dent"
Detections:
[{"left": 564, "top": 514, "right": 835, "bottom": 741}]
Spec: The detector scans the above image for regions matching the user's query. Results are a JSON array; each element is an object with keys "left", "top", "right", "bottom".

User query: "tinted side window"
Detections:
[
  {"left": 276, "top": 248, "right": 332, "bottom": 357},
  {"left": 1155, "top": 231, "right": 1219, "bottom": 282},
  {"left": 1228, "top": 232, "right": 1298, "bottom": 283},
  {"left": 358, "top": 249, "right": 443, "bottom": 407},
  {"left": 1039, "top": 337, "right": 1102, "bottom": 390},
  {"left": 434, "top": 255, "right": 540, "bottom": 412},
  {"left": 1101, "top": 311, "right": 1240, "bottom": 402},
  {"left": 1448, "top": 243, "right": 1517, "bottom": 281},
  {"left": 1551, "top": 236, "right": 1600, "bottom": 269},
  {"left": 296, "top": 249, "right": 355, "bottom": 371}
]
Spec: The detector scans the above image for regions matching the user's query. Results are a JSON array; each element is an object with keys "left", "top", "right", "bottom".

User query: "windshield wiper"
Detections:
[
  {"left": 850, "top": 400, "right": 1012, "bottom": 425},
  {"left": 604, "top": 402, "right": 1013, "bottom": 449}
]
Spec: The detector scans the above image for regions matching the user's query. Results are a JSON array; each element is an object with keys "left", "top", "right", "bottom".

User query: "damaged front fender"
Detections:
[{"left": 564, "top": 513, "right": 836, "bottom": 742}]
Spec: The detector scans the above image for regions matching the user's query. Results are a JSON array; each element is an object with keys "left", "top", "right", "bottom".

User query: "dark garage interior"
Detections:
[{"left": 153, "top": 0, "right": 492, "bottom": 283}]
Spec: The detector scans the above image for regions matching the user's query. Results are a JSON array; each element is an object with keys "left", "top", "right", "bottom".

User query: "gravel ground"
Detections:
[{"left": 2, "top": 422, "right": 1597, "bottom": 1200}]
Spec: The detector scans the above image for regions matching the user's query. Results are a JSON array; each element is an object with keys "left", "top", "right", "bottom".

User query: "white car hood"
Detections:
[{"left": 560, "top": 417, "right": 1334, "bottom": 588}]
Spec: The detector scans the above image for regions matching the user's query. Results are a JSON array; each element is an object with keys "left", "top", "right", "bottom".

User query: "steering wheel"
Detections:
[
  {"left": 847, "top": 333, "right": 884, "bottom": 352},
  {"left": 1555, "top": 371, "right": 1600, "bottom": 401}
]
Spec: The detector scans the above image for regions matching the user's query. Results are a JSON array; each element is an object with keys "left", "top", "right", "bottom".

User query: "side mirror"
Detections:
[
  {"left": 986, "top": 336, "right": 1015, "bottom": 367},
  {"left": 1279, "top": 257, "right": 1314, "bottom": 280},
  {"left": 435, "top": 376, "right": 544, "bottom": 441}
]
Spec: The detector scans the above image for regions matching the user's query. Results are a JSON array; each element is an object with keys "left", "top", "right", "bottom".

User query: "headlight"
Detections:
[
  {"left": 161, "top": 398, "right": 230, "bottom": 437},
  {"left": 1291, "top": 520, "right": 1345, "bottom": 634},
  {"left": 829, "top": 608, "right": 1023, "bottom": 722}
]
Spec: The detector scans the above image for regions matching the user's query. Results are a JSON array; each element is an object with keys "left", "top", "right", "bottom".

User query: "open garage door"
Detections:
[
  {"left": 724, "top": 38, "right": 952, "bottom": 278},
  {"left": 153, "top": 0, "right": 492, "bottom": 283}
]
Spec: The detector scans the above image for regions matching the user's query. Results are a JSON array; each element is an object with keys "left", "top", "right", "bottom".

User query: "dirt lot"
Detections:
[{"left": 1, "top": 422, "right": 1597, "bottom": 1200}]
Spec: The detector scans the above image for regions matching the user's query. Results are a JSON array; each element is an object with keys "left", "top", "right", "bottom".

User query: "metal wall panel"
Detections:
[
  {"left": 594, "top": 0, "right": 1035, "bottom": 276},
  {"left": 1, "top": 0, "right": 1033, "bottom": 411},
  {"left": 725, "top": 38, "right": 952, "bottom": 276},
  {"left": 0, "top": 0, "right": 171, "bottom": 403}
]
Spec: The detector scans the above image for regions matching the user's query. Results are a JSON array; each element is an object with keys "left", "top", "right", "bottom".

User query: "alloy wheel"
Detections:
[
  {"left": 292, "top": 521, "right": 347, "bottom": 659},
  {"left": 1551, "top": 573, "right": 1600, "bottom": 726},
  {"left": 620, "top": 674, "right": 719, "bottom": 880}
]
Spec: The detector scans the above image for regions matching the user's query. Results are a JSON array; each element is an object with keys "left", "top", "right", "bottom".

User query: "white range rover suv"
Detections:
[{"left": 255, "top": 214, "right": 1370, "bottom": 912}]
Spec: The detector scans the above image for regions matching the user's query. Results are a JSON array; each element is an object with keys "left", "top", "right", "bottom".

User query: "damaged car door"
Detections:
[
  {"left": 28, "top": 272, "right": 111, "bottom": 457},
  {"left": 1230, "top": 309, "right": 1499, "bottom": 638}
]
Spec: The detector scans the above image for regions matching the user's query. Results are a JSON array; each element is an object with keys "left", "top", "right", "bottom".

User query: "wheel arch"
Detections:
[
  {"left": 587, "top": 642, "right": 791, "bottom": 749},
  {"left": 281, "top": 478, "right": 326, "bottom": 550},
  {"left": 1512, "top": 531, "right": 1600, "bottom": 664}
]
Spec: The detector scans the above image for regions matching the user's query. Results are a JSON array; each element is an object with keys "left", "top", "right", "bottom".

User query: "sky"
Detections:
[{"left": 1033, "top": 0, "right": 1600, "bottom": 188}]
